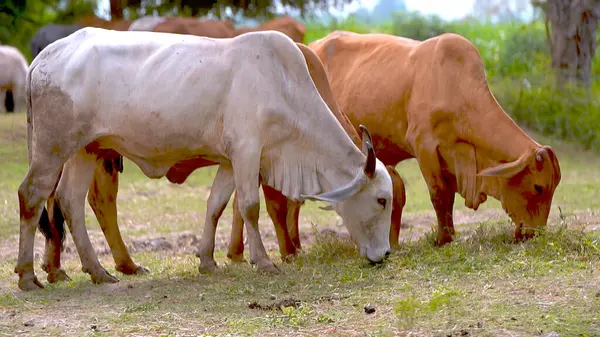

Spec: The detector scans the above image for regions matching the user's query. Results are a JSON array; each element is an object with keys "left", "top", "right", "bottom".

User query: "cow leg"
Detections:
[
  {"left": 286, "top": 198, "right": 303, "bottom": 251},
  {"left": 0, "top": 90, "right": 6, "bottom": 113},
  {"left": 88, "top": 159, "right": 149, "bottom": 275},
  {"left": 55, "top": 150, "right": 118, "bottom": 284},
  {"left": 41, "top": 197, "right": 71, "bottom": 283},
  {"left": 197, "top": 164, "right": 236, "bottom": 273},
  {"left": 13, "top": 85, "right": 25, "bottom": 113},
  {"left": 226, "top": 191, "right": 247, "bottom": 263},
  {"left": 16, "top": 164, "right": 64, "bottom": 291},
  {"left": 233, "top": 154, "right": 280, "bottom": 274},
  {"left": 387, "top": 165, "right": 407, "bottom": 249},
  {"left": 262, "top": 185, "right": 297, "bottom": 262}
]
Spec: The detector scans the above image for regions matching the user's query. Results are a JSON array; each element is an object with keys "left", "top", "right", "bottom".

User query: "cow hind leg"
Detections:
[
  {"left": 55, "top": 150, "right": 118, "bottom": 284},
  {"left": 16, "top": 162, "right": 65, "bottom": 291},
  {"left": 262, "top": 184, "right": 298, "bottom": 262},
  {"left": 226, "top": 191, "right": 247, "bottom": 263},
  {"left": 40, "top": 199, "right": 71, "bottom": 283},
  {"left": 233, "top": 155, "right": 280, "bottom": 274},
  {"left": 88, "top": 158, "right": 149, "bottom": 275},
  {"left": 0, "top": 90, "right": 6, "bottom": 113},
  {"left": 197, "top": 164, "right": 236, "bottom": 272}
]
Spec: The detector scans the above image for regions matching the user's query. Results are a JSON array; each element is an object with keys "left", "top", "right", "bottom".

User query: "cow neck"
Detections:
[{"left": 467, "top": 92, "right": 540, "bottom": 164}]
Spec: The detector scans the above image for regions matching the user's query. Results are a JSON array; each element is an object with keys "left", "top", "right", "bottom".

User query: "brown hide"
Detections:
[
  {"left": 235, "top": 16, "right": 305, "bottom": 43},
  {"left": 308, "top": 31, "right": 561, "bottom": 244},
  {"left": 76, "top": 15, "right": 132, "bottom": 31},
  {"left": 153, "top": 18, "right": 235, "bottom": 38}
]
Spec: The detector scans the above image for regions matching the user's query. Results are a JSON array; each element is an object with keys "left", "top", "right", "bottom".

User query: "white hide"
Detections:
[
  {"left": 128, "top": 16, "right": 168, "bottom": 31},
  {"left": 28, "top": 28, "right": 392, "bottom": 262},
  {"left": 0, "top": 45, "right": 28, "bottom": 113}
]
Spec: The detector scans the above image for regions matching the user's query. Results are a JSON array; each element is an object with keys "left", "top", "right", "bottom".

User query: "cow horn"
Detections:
[{"left": 360, "top": 125, "right": 377, "bottom": 178}]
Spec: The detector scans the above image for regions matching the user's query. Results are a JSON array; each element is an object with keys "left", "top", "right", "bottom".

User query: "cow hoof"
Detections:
[
  {"left": 117, "top": 264, "right": 150, "bottom": 276},
  {"left": 47, "top": 269, "right": 71, "bottom": 283},
  {"left": 257, "top": 261, "right": 282, "bottom": 274},
  {"left": 198, "top": 261, "right": 218, "bottom": 274},
  {"left": 18, "top": 276, "right": 44, "bottom": 291},
  {"left": 226, "top": 253, "right": 247, "bottom": 263},
  {"left": 91, "top": 269, "right": 119, "bottom": 284}
]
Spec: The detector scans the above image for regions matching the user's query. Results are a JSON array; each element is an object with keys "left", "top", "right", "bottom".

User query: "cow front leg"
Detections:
[
  {"left": 198, "top": 164, "right": 236, "bottom": 273},
  {"left": 416, "top": 148, "right": 456, "bottom": 246},
  {"left": 226, "top": 191, "right": 247, "bottom": 263},
  {"left": 56, "top": 150, "right": 118, "bottom": 284},
  {"left": 16, "top": 166, "right": 64, "bottom": 291},
  {"left": 233, "top": 155, "right": 280, "bottom": 274},
  {"left": 387, "top": 165, "right": 407, "bottom": 249}
]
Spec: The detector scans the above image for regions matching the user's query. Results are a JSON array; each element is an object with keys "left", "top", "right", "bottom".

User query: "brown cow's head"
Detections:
[{"left": 478, "top": 145, "right": 561, "bottom": 240}]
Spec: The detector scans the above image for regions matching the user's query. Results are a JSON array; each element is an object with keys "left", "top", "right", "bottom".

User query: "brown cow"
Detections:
[
  {"left": 36, "top": 42, "right": 406, "bottom": 284},
  {"left": 303, "top": 31, "right": 561, "bottom": 245},
  {"left": 153, "top": 17, "right": 235, "bottom": 38},
  {"left": 76, "top": 15, "right": 132, "bottom": 31},
  {"left": 235, "top": 16, "right": 305, "bottom": 43}
]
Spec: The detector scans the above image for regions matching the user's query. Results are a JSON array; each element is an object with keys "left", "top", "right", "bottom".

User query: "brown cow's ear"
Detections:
[{"left": 477, "top": 153, "right": 530, "bottom": 178}]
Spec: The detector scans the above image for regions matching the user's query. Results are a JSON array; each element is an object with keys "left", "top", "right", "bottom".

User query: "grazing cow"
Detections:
[
  {"left": 303, "top": 31, "right": 561, "bottom": 245},
  {"left": 35, "top": 42, "right": 407, "bottom": 284},
  {"left": 235, "top": 16, "right": 305, "bottom": 43},
  {"left": 128, "top": 16, "right": 168, "bottom": 31},
  {"left": 29, "top": 24, "right": 84, "bottom": 59},
  {"left": 16, "top": 28, "right": 393, "bottom": 291},
  {"left": 151, "top": 17, "right": 235, "bottom": 38},
  {"left": 0, "top": 46, "right": 28, "bottom": 113},
  {"left": 76, "top": 15, "right": 132, "bottom": 31}
]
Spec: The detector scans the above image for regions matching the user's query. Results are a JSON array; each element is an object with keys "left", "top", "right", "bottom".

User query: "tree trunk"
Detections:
[
  {"left": 535, "top": 0, "right": 600, "bottom": 87},
  {"left": 110, "top": 0, "right": 125, "bottom": 19}
]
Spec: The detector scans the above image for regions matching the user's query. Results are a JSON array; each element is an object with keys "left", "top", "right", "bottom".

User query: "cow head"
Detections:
[
  {"left": 302, "top": 125, "right": 393, "bottom": 263},
  {"left": 478, "top": 146, "right": 561, "bottom": 240}
]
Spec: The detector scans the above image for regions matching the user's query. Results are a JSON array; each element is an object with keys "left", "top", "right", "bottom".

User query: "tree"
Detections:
[{"left": 532, "top": 0, "right": 600, "bottom": 87}]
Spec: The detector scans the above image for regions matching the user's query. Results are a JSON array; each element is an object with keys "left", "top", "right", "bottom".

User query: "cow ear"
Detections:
[
  {"left": 477, "top": 153, "right": 530, "bottom": 178},
  {"left": 360, "top": 125, "right": 377, "bottom": 178}
]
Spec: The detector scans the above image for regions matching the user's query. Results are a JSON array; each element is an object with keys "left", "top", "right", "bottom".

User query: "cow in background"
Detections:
[
  {"left": 30, "top": 24, "right": 84, "bottom": 59},
  {"left": 235, "top": 16, "right": 305, "bottom": 43},
  {"left": 0, "top": 46, "right": 28, "bottom": 113}
]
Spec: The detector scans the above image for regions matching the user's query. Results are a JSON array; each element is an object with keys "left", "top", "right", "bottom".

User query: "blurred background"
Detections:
[{"left": 1, "top": 0, "right": 599, "bottom": 153}]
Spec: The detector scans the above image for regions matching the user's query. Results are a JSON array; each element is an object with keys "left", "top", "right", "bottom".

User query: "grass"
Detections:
[{"left": 0, "top": 104, "right": 599, "bottom": 336}]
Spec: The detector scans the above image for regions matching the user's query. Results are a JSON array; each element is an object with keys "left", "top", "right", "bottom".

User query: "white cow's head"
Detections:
[{"left": 302, "top": 126, "right": 393, "bottom": 263}]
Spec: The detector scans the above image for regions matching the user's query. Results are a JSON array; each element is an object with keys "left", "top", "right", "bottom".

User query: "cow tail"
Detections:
[{"left": 27, "top": 62, "right": 67, "bottom": 247}]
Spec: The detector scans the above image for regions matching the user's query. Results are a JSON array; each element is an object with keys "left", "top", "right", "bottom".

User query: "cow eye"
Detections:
[
  {"left": 377, "top": 198, "right": 387, "bottom": 208},
  {"left": 534, "top": 184, "right": 543, "bottom": 195}
]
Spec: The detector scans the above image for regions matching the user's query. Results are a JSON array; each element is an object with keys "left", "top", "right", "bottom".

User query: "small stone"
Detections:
[
  {"left": 364, "top": 304, "right": 376, "bottom": 314},
  {"left": 544, "top": 332, "right": 560, "bottom": 337},
  {"left": 127, "top": 284, "right": 134, "bottom": 289},
  {"left": 510, "top": 317, "right": 517, "bottom": 321},
  {"left": 460, "top": 329, "right": 469, "bottom": 336},
  {"left": 270, "top": 294, "right": 276, "bottom": 300},
  {"left": 23, "top": 321, "right": 34, "bottom": 327},
  {"left": 90, "top": 324, "right": 97, "bottom": 331},
  {"left": 595, "top": 291, "right": 600, "bottom": 298},
  {"left": 476, "top": 322, "right": 483, "bottom": 329},
  {"left": 163, "top": 295, "right": 168, "bottom": 299}
]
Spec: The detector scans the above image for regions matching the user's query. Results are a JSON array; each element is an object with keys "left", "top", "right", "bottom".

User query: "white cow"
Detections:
[
  {"left": 0, "top": 45, "right": 28, "bottom": 113},
  {"left": 16, "top": 28, "right": 393, "bottom": 291}
]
